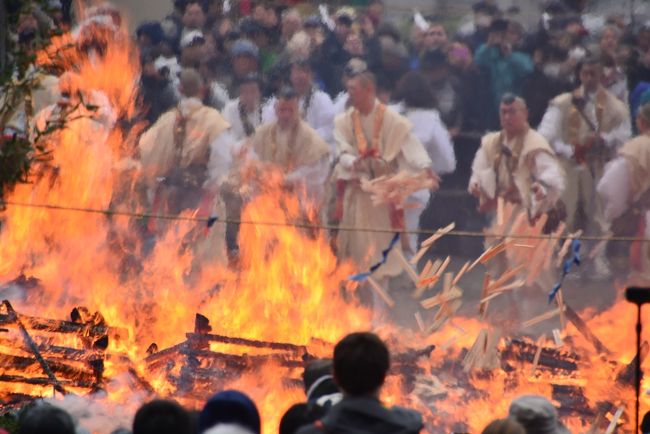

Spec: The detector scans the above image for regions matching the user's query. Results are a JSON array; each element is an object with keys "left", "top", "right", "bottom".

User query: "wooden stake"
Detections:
[
  {"left": 530, "top": 334, "right": 545, "bottom": 376},
  {"left": 522, "top": 307, "right": 565, "bottom": 329},
  {"left": 452, "top": 261, "right": 471, "bottom": 286},
  {"left": 414, "top": 312, "right": 426, "bottom": 333},
  {"left": 395, "top": 249, "right": 419, "bottom": 284},
  {"left": 604, "top": 406, "right": 625, "bottom": 434},
  {"left": 552, "top": 329, "right": 563, "bottom": 347},
  {"left": 367, "top": 277, "right": 395, "bottom": 308},
  {"left": 421, "top": 222, "right": 456, "bottom": 248}
]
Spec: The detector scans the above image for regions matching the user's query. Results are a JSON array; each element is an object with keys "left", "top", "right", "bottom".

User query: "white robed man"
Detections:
[
  {"left": 332, "top": 65, "right": 436, "bottom": 300},
  {"left": 538, "top": 56, "right": 630, "bottom": 277},
  {"left": 598, "top": 103, "right": 650, "bottom": 285},
  {"left": 248, "top": 86, "right": 331, "bottom": 206},
  {"left": 222, "top": 73, "right": 263, "bottom": 143},
  {"left": 137, "top": 68, "right": 234, "bottom": 264},
  {"left": 469, "top": 93, "right": 565, "bottom": 332},
  {"left": 262, "top": 58, "right": 336, "bottom": 148}
]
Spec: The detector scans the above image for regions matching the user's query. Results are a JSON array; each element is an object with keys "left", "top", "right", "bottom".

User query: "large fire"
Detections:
[{"left": 1, "top": 11, "right": 649, "bottom": 434}]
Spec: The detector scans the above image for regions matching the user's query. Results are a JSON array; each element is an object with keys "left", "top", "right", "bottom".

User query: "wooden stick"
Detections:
[
  {"left": 452, "top": 261, "right": 471, "bottom": 286},
  {"left": 442, "top": 272, "right": 453, "bottom": 294},
  {"left": 410, "top": 245, "right": 430, "bottom": 265},
  {"left": 552, "top": 329, "right": 563, "bottom": 347},
  {"left": 604, "top": 406, "right": 625, "bottom": 434},
  {"left": 470, "top": 241, "right": 510, "bottom": 271},
  {"left": 522, "top": 307, "right": 565, "bottom": 329},
  {"left": 414, "top": 312, "right": 426, "bottom": 333},
  {"left": 497, "top": 197, "right": 504, "bottom": 226},
  {"left": 367, "top": 277, "right": 395, "bottom": 308},
  {"left": 556, "top": 230, "right": 583, "bottom": 267},
  {"left": 433, "top": 256, "right": 451, "bottom": 282},
  {"left": 421, "top": 222, "right": 456, "bottom": 248},
  {"left": 479, "top": 273, "right": 491, "bottom": 316},
  {"left": 418, "top": 260, "right": 434, "bottom": 281},
  {"left": 556, "top": 289, "right": 567, "bottom": 330},
  {"left": 395, "top": 249, "right": 419, "bottom": 284},
  {"left": 488, "top": 278, "right": 526, "bottom": 295},
  {"left": 421, "top": 288, "right": 462, "bottom": 309},
  {"left": 530, "top": 334, "right": 545, "bottom": 376},
  {"left": 588, "top": 239, "right": 608, "bottom": 260},
  {"left": 488, "top": 265, "right": 524, "bottom": 292},
  {"left": 564, "top": 304, "right": 611, "bottom": 354}
]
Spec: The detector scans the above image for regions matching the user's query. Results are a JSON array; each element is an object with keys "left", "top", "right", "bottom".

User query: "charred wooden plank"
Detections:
[
  {"left": 0, "top": 313, "right": 125, "bottom": 340},
  {"left": 185, "top": 333, "right": 307, "bottom": 353},
  {"left": 501, "top": 339, "right": 579, "bottom": 372},
  {"left": 0, "top": 374, "right": 95, "bottom": 388},
  {"left": 564, "top": 305, "right": 611, "bottom": 355},
  {"left": 183, "top": 348, "right": 304, "bottom": 368}
]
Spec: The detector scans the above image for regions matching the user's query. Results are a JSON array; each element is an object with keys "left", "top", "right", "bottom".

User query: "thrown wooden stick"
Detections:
[
  {"left": 367, "top": 277, "right": 395, "bottom": 308},
  {"left": 470, "top": 241, "right": 511, "bottom": 271},
  {"left": 530, "top": 334, "right": 545, "bottom": 376},
  {"left": 395, "top": 249, "right": 420, "bottom": 284},
  {"left": 452, "top": 261, "right": 471, "bottom": 286},
  {"left": 522, "top": 306, "right": 566, "bottom": 329},
  {"left": 414, "top": 311, "right": 426, "bottom": 333},
  {"left": 604, "top": 406, "right": 625, "bottom": 434},
  {"left": 421, "top": 222, "right": 456, "bottom": 248}
]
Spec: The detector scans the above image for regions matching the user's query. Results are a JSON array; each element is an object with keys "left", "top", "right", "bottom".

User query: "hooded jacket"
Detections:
[{"left": 296, "top": 396, "right": 422, "bottom": 434}]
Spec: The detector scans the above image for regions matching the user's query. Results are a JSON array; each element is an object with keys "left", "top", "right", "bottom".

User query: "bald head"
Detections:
[
  {"left": 499, "top": 94, "right": 529, "bottom": 137},
  {"left": 179, "top": 67, "right": 203, "bottom": 98}
]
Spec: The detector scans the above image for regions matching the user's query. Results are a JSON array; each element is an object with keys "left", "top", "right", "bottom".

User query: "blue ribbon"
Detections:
[
  {"left": 348, "top": 233, "right": 401, "bottom": 282},
  {"left": 548, "top": 239, "right": 581, "bottom": 303},
  {"left": 206, "top": 215, "right": 218, "bottom": 228}
]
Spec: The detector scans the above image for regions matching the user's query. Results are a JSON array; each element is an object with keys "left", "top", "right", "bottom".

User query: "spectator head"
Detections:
[
  {"left": 183, "top": 1, "right": 206, "bottom": 30},
  {"left": 231, "top": 39, "right": 260, "bottom": 78},
  {"left": 241, "top": 18, "right": 269, "bottom": 48},
  {"left": 178, "top": 67, "right": 204, "bottom": 98},
  {"left": 641, "top": 410, "right": 650, "bottom": 434},
  {"left": 203, "top": 425, "right": 255, "bottom": 434},
  {"left": 136, "top": 21, "right": 164, "bottom": 50},
  {"left": 422, "top": 22, "right": 448, "bottom": 51},
  {"left": 333, "top": 332, "right": 390, "bottom": 397},
  {"left": 238, "top": 73, "right": 262, "bottom": 111},
  {"left": 287, "top": 31, "right": 313, "bottom": 62},
  {"left": 419, "top": 49, "right": 450, "bottom": 84},
  {"left": 303, "top": 359, "right": 340, "bottom": 401},
  {"left": 180, "top": 30, "right": 206, "bottom": 67},
  {"left": 199, "top": 390, "right": 260, "bottom": 434},
  {"left": 508, "top": 395, "right": 570, "bottom": 434},
  {"left": 275, "top": 86, "right": 301, "bottom": 129},
  {"left": 481, "top": 418, "right": 526, "bottom": 434},
  {"left": 448, "top": 41, "right": 473, "bottom": 69},
  {"left": 279, "top": 404, "right": 319, "bottom": 434},
  {"left": 577, "top": 56, "right": 602, "bottom": 92},
  {"left": 173, "top": 0, "right": 189, "bottom": 14},
  {"left": 499, "top": 93, "right": 529, "bottom": 136},
  {"left": 637, "top": 25, "right": 650, "bottom": 53},
  {"left": 506, "top": 20, "right": 524, "bottom": 48},
  {"left": 472, "top": 1, "right": 500, "bottom": 30},
  {"left": 282, "top": 8, "right": 303, "bottom": 42},
  {"left": 133, "top": 400, "right": 193, "bottom": 434},
  {"left": 346, "top": 66, "right": 377, "bottom": 114},
  {"left": 344, "top": 32, "right": 365, "bottom": 57},
  {"left": 636, "top": 102, "right": 650, "bottom": 134},
  {"left": 290, "top": 58, "right": 314, "bottom": 95},
  {"left": 395, "top": 71, "right": 436, "bottom": 110},
  {"left": 600, "top": 25, "right": 621, "bottom": 58},
  {"left": 367, "top": 0, "right": 385, "bottom": 24},
  {"left": 334, "top": 8, "right": 355, "bottom": 42},
  {"left": 18, "top": 403, "right": 76, "bottom": 434}
]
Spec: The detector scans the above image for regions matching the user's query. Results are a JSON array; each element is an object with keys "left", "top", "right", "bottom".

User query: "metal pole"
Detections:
[{"left": 636, "top": 304, "right": 642, "bottom": 434}]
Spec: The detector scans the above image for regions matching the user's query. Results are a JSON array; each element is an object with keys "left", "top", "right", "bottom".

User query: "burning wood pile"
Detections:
[{"left": 0, "top": 297, "right": 125, "bottom": 407}]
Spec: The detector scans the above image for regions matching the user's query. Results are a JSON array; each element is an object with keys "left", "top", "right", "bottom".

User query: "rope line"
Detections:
[{"left": 2, "top": 200, "right": 649, "bottom": 243}]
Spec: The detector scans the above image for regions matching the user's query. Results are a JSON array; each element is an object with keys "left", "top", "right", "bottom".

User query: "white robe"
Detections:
[
  {"left": 262, "top": 89, "right": 336, "bottom": 149},
  {"left": 222, "top": 98, "right": 262, "bottom": 143}
]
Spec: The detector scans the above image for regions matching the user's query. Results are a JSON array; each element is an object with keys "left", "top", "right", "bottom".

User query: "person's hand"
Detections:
[
  {"left": 531, "top": 182, "right": 546, "bottom": 201},
  {"left": 469, "top": 181, "right": 481, "bottom": 197}
]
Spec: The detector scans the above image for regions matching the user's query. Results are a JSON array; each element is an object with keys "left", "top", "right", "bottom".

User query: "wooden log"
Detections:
[
  {"left": 367, "top": 277, "right": 395, "bottom": 308},
  {"left": 2, "top": 301, "right": 66, "bottom": 394},
  {"left": 501, "top": 339, "right": 579, "bottom": 372},
  {"left": 604, "top": 406, "right": 625, "bottom": 434},
  {"left": 0, "top": 374, "right": 94, "bottom": 389},
  {"left": 564, "top": 305, "right": 611, "bottom": 355},
  {"left": 185, "top": 333, "right": 307, "bottom": 353},
  {"left": 0, "top": 313, "right": 125, "bottom": 339},
  {"left": 0, "top": 353, "right": 95, "bottom": 382}
]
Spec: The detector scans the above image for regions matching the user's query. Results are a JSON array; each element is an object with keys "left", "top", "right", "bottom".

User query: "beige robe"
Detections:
[
  {"left": 470, "top": 128, "right": 562, "bottom": 217},
  {"left": 138, "top": 97, "right": 229, "bottom": 190},
  {"left": 138, "top": 97, "right": 230, "bottom": 265},
  {"left": 539, "top": 86, "right": 630, "bottom": 235},
  {"left": 333, "top": 101, "right": 431, "bottom": 279}
]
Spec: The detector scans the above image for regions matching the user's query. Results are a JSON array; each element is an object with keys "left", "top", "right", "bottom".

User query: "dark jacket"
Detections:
[{"left": 296, "top": 397, "right": 422, "bottom": 434}]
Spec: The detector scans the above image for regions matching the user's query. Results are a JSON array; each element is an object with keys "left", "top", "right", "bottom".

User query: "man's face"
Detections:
[
  {"left": 282, "top": 14, "right": 301, "bottom": 39},
  {"left": 500, "top": 101, "right": 528, "bottom": 134},
  {"left": 344, "top": 34, "right": 364, "bottom": 56},
  {"left": 368, "top": 2, "right": 384, "bottom": 20},
  {"left": 233, "top": 55, "right": 257, "bottom": 77},
  {"left": 276, "top": 98, "right": 299, "bottom": 128},
  {"left": 600, "top": 28, "right": 619, "bottom": 53},
  {"left": 423, "top": 25, "right": 447, "bottom": 50},
  {"left": 335, "top": 21, "right": 352, "bottom": 42},
  {"left": 290, "top": 65, "right": 312, "bottom": 93},
  {"left": 579, "top": 63, "right": 602, "bottom": 91},
  {"left": 183, "top": 4, "right": 205, "bottom": 29},
  {"left": 240, "top": 82, "right": 261, "bottom": 110},
  {"left": 346, "top": 76, "right": 371, "bottom": 109}
]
